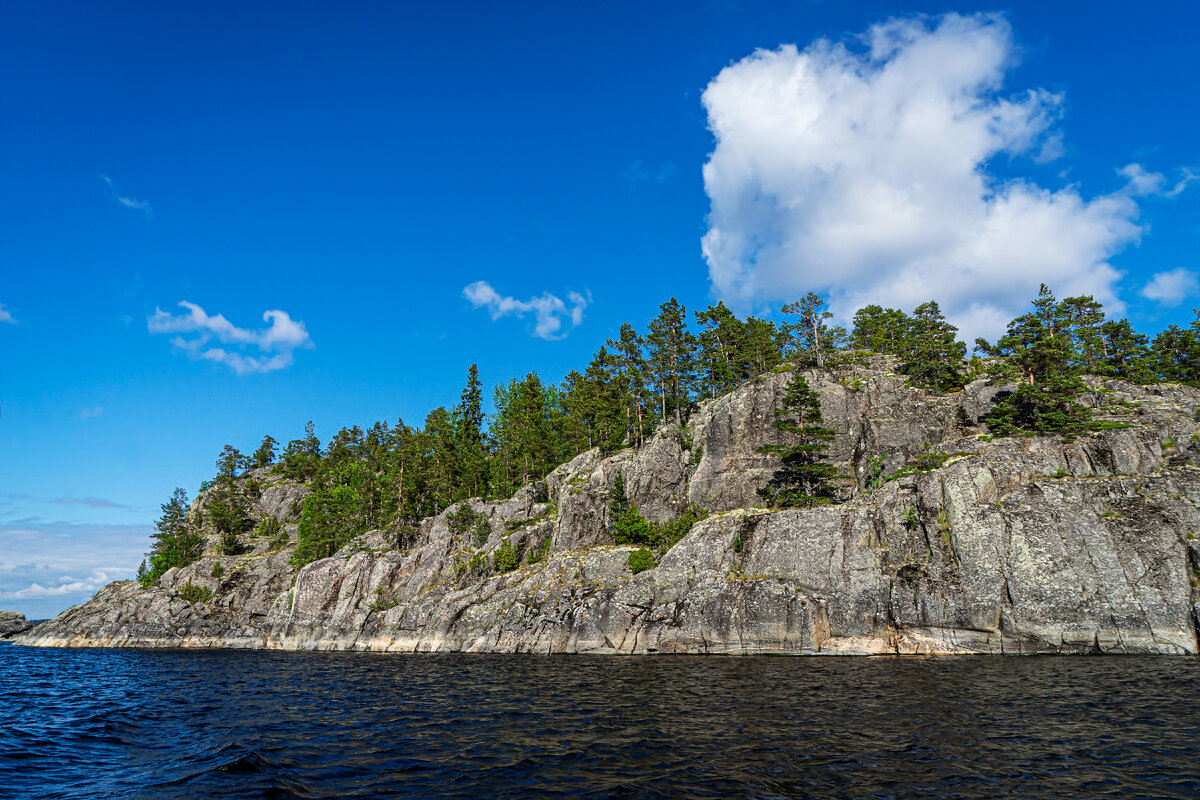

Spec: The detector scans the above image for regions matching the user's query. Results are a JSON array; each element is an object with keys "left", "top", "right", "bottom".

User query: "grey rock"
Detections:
[
  {"left": 0, "top": 611, "right": 34, "bottom": 639},
  {"left": 17, "top": 367, "right": 1200, "bottom": 656}
]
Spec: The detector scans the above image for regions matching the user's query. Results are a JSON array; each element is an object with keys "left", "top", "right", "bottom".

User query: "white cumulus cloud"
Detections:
[
  {"left": 463, "top": 281, "right": 590, "bottom": 340},
  {"left": 1142, "top": 269, "right": 1199, "bottom": 308},
  {"left": 0, "top": 303, "right": 15, "bottom": 324},
  {"left": 700, "top": 12, "right": 1162, "bottom": 342},
  {"left": 149, "top": 301, "right": 314, "bottom": 374}
]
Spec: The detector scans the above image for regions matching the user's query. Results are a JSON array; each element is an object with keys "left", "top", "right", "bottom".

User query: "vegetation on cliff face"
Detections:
[
  {"left": 137, "top": 488, "right": 201, "bottom": 588},
  {"left": 756, "top": 374, "right": 840, "bottom": 507},
  {"left": 135, "top": 284, "right": 1200, "bottom": 573}
]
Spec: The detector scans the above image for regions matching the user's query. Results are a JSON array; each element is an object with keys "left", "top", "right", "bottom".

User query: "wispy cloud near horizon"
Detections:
[
  {"left": 463, "top": 281, "right": 590, "bottom": 340},
  {"left": 148, "top": 301, "right": 314, "bottom": 374}
]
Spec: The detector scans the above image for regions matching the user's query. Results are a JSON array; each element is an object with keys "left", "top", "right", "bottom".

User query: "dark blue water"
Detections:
[{"left": 2, "top": 643, "right": 1199, "bottom": 799}]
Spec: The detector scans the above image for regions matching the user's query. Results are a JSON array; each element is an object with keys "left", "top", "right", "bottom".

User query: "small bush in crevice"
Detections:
[
  {"left": 178, "top": 583, "right": 213, "bottom": 604},
  {"left": 493, "top": 538, "right": 520, "bottom": 573},
  {"left": 210, "top": 562, "right": 224, "bottom": 579},
  {"left": 628, "top": 548, "right": 656, "bottom": 575}
]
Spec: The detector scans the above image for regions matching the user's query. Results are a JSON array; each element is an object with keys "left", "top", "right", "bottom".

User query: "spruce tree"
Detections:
[
  {"left": 756, "top": 375, "right": 839, "bottom": 507},
  {"left": 454, "top": 364, "right": 490, "bottom": 499}
]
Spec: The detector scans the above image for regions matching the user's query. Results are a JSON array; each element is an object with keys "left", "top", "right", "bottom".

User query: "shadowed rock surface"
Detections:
[
  {"left": 18, "top": 361, "right": 1200, "bottom": 655},
  {"left": 0, "top": 611, "right": 35, "bottom": 639}
]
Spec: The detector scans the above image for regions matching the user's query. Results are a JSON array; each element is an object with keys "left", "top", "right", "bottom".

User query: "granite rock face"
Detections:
[
  {"left": 18, "top": 363, "right": 1200, "bottom": 655},
  {"left": 0, "top": 611, "right": 34, "bottom": 639}
]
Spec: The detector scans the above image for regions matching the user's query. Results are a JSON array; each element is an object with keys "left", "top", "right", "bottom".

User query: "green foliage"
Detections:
[
  {"left": 863, "top": 453, "right": 887, "bottom": 491},
  {"left": 177, "top": 583, "right": 212, "bottom": 604},
  {"left": 731, "top": 536, "right": 743, "bottom": 554},
  {"left": 526, "top": 535, "right": 553, "bottom": 565},
  {"left": 139, "top": 487, "right": 202, "bottom": 588},
  {"left": 628, "top": 548, "right": 655, "bottom": 575},
  {"left": 902, "top": 506, "right": 920, "bottom": 530},
  {"left": 493, "top": 538, "right": 520, "bottom": 573},
  {"left": 756, "top": 375, "right": 840, "bottom": 507},
  {"left": 609, "top": 471, "right": 708, "bottom": 550},
  {"left": 210, "top": 444, "right": 252, "bottom": 555},
  {"left": 290, "top": 476, "right": 363, "bottom": 567},
  {"left": 1163, "top": 438, "right": 1178, "bottom": 449},
  {"left": 850, "top": 302, "right": 964, "bottom": 390},
  {"left": 467, "top": 552, "right": 488, "bottom": 578},
  {"left": 646, "top": 297, "right": 699, "bottom": 426},
  {"left": 251, "top": 435, "right": 278, "bottom": 469},
  {"left": 782, "top": 293, "right": 846, "bottom": 368},
  {"left": 977, "top": 285, "right": 1093, "bottom": 435},
  {"left": 211, "top": 561, "right": 224, "bottom": 579},
  {"left": 448, "top": 503, "right": 482, "bottom": 535}
]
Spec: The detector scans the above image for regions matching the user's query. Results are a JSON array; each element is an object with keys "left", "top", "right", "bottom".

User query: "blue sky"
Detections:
[{"left": 2, "top": 1, "right": 1197, "bottom": 618}]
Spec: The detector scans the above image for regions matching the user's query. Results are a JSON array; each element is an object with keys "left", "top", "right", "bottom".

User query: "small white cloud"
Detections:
[
  {"left": 463, "top": 281, "right": 590, "bottom": 340},
  {"left": 1142, "top": 269, "right": 1199, "bottom": 307},
  {"left": 0, "top": 303, "right": 15, "bottom": 324},
  {"left": 1166, "top": 167, "right": 1198, "bottom": 199},
  {"left": 100, "top": 174, "right": 153, "bottom": 217},
  {"left": 148, "top": 301, "right": 314, "bottom": 374},
  {"left": 1116, "top": 164, "right": 1197, "bottom": 199},
  {"left": 80, "top": 406, "right": 103, "bottom": 420},
  {"left": 1117, "top": 164, "right": 1166, "bottom": 197}
]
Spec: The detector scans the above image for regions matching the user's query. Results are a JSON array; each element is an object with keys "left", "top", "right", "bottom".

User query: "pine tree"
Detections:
[
  {"left": 140, "top": 487, "right": 201, "bottom": 587},
  {"left": 902, "top": 301, "right": 965, "bottom": 391},
  {"left": 977, "top": 285, "right": 1091, "bottom": 434},
  {"left": 646, "top": 298, "right": 698, "bottom": 426},
  {"left": 1150, "top": 312, "right": 1200, "bottom": 384},
  {"left": 782, "top": 293, "right": 845, "bottom": 367},
  {"left": 850, "top": 305, "right": 911, "bottom": 355},
  {"left": 279, "top": 421, "right": 322, "bottom": 481},
  {"left": 756, "top": 375, "right": 839, "bottom": 507},
  {"left": 1061, "top": 295, "right": 1107, "bottom": 374},
  {"left": 250, "top": 435, "right": 278, "bottom": 469},
  {"left": 695, "top": 302, "right": 744, "bottom": 398},
  {"left": 210, "top": 444, "right": 251, "bottom": 555},
  {"left": 1100, "top": 319, "right": 1152, "bottom": 382},
  {"left": 608, "top": 323, "right": 652, "bottom": 447},
  {"left": 738, "top": 316, "right": 784, "bottom": 378}
]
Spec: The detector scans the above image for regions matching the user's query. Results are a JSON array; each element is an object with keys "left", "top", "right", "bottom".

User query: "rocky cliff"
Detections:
[
  {"left": 0, "top": 611, "right": 35, "bottom": 639},
  {"left": 18, "top": 360, "right": 1200, "bottom": 655}
]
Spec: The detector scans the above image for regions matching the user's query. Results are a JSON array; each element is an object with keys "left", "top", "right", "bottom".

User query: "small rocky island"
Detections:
[
  {"left": 1, "top": 611, "right": 36, "bottom": 639},
  {"left": 16, "top": 358, "right": 1200, "bottom": 655}
]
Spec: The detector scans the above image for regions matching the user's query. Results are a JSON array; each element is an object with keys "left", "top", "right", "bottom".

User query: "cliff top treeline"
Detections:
[{"left": 138, "top": 284, "right": 1200, "bottom": 586}]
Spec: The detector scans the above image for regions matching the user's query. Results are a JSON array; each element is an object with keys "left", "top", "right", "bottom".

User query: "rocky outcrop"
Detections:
[
  {"left": 0, "top": 611, "right": 35, "bottom": 639},
  {"left": 18, "top": 363, "right": 1200, "bottom": 655}
]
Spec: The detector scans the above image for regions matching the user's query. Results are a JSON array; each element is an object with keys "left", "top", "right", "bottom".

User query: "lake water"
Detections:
[{"left": 2, "top": 643, "right": 1199, "bottom": 798}]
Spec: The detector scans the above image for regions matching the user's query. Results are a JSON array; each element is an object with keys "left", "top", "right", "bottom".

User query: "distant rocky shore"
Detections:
[
  {"left": 1, "top": 611, "right": 36, "bottom": 639},
  {"left": 17, "top": 359, "right": 1200, "bottom": 656}
]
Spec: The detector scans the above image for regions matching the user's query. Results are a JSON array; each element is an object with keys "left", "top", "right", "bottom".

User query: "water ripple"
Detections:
[{"left": 2, "top": 644, "right": 1200, "bottom": 798}]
